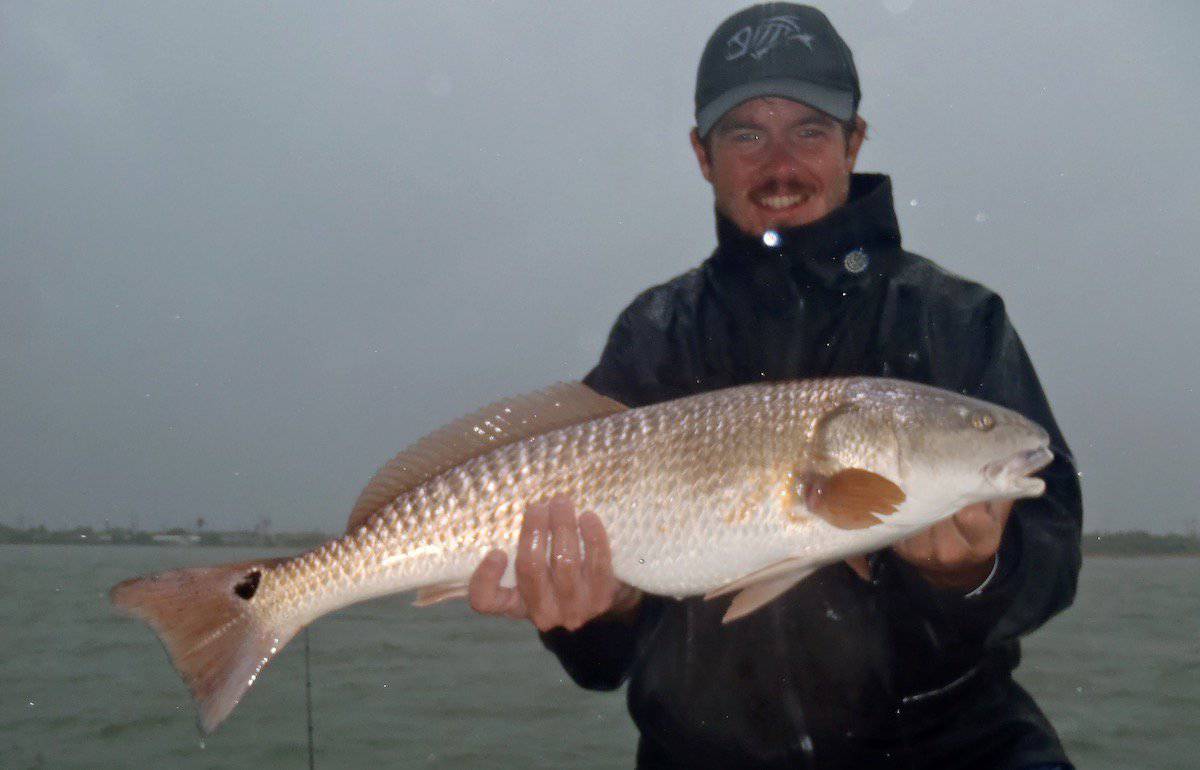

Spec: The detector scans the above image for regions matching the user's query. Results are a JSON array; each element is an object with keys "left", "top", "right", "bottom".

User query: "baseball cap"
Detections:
[{"left": 695, "top": 3, "right": 861, "bottom": 137}]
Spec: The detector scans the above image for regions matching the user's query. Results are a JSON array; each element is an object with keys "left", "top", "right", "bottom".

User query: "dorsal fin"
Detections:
[{"left": 345, "top": 382, "right": 627, "bottom": 533}]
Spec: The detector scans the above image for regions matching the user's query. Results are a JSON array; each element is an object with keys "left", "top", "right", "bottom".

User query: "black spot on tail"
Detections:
[{"left": 233, "top": 570, "right": 261, "bottom": 600}]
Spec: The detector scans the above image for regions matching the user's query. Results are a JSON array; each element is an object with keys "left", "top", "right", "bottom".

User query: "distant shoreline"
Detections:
[
  {"left": 0, "top": 525, "right": 329, "bottom": 550},
  {"left": 1083, "top": 551, "right": 1200, "bottom": 559},
  {"left": 1080, "top": 531, "right": 1200, "bottom": 557},
  {"left": 2, "top": 526, "right": 1196, "bottom": 557}
]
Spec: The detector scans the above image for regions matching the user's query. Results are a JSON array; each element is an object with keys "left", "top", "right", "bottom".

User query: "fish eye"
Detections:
[{"left": 970, "top": 411, "right": 996, "bottom": 431}]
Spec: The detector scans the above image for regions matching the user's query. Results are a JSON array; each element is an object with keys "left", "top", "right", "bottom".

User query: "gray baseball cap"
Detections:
[{"left": 695, "top": 3, "right": 861, "bottom": 137}]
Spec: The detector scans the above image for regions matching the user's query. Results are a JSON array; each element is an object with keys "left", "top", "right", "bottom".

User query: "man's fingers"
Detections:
[
  {"left": 895, "top": 527, "right": 933, "bottom": 564},
  {"left": 498, "top": 587, "right": 529, "bottom": 620},
  {"left": 469, "top": 551, "right": 527, "bottom": 618},
  {"left": 476, "top": 499, "right": 630, "bottom": 631},
  {"left": 953, "top": 501, "right": 1010, "bottom": 555},
  {"left": 932, "top": 518, "right": 974, "bottom": 566},
  {"left": 579, "top": 512, "right": 613, "bottom": 580},
  {"left": 579, "top": 511, "right": 616, "bottom": 611},
  {"left": 471, "top": 500, "right": 634, "bottom": 631},
  {"left": 516, "top": 502, "right": 558, "bottom": 628},
  {"left": 893, "top": 502, "right": 1015, "bottom": 589},
  {"left": 548, "top": 497, "right": 584, "bottom": 606},
  {"left": 468, "top": 550, "right": 506, "bottom": 612}
]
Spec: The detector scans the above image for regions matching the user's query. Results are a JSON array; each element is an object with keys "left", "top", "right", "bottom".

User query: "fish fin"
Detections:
[
  {"left": 346, "top": 383, "right": 627, "bottom": 533},
  {"left": 721, "top": 568, "right": 817, "bottom": 624},
  {"left": 806, "top": 468, "right": 905, "bottom": 530},
  {"left": 704, "top": 558, "right": 808, "bottom": 600},
  {"left": 109, "top": 557, "right": 298, "bottom": 734},
  {"left": 413, "top": 581, "right": 470, "bottom": 607}
]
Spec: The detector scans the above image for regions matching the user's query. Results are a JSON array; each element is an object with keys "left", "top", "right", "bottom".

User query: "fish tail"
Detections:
[{"left": 109, "top": 556, "right": 297, "bottom": 733}]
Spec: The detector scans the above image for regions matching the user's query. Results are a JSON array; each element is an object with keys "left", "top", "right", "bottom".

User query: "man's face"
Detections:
[{"left": 690, "top": 97, "right": 866, "bottom": 236}]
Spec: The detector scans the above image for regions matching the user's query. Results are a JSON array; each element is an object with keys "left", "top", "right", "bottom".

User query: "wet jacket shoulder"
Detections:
[{"left": 583, "top": 266, "right": 710, "bottom": 408}]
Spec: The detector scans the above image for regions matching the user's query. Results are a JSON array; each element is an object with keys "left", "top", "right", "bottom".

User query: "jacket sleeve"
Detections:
[
  {"left": 537, "top": 300, "right": 674, "bottom": 690},
  {"left": 892, "top": 291, "right": 1083, "bottom": 648}
]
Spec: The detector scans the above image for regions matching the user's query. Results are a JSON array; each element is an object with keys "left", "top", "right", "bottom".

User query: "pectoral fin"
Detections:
[{"left": 805, "top": 468, "right": 905, "bottom": 530}]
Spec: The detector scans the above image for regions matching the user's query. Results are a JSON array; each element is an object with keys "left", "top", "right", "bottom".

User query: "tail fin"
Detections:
[{"left": 110, "top": 557, "right": 297, "bottom": 733}]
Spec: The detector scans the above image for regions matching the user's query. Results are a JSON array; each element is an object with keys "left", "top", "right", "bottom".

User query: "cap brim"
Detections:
[{"left": 697, "top": 79, "right": 855, "bottom": 136}]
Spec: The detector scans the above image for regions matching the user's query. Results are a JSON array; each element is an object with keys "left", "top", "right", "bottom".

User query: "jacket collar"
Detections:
[{"left": 709, "top": 173, "right": 902, "bottom": 294}]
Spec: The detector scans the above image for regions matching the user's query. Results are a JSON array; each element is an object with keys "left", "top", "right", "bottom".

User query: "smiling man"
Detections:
[
  {"left": 469, "top": 4, "right": 1082, "bottom": 769},
  {"left": 693, "top": 97, "right": 864, "bottom": 237}
]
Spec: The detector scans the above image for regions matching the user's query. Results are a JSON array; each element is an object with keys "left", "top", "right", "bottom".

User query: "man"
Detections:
[{"left": 470, "top": 4, "right": 1082, "bottom": 768}]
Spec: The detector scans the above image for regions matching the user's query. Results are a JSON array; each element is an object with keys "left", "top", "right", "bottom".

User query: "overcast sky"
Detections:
[{"left": 3, "top": 1, "right": 1198, "bottom": 534}]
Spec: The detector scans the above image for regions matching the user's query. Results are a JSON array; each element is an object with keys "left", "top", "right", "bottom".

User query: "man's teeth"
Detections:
[{"left": 757, "top": 194, "right": 804, "bottom": 210}]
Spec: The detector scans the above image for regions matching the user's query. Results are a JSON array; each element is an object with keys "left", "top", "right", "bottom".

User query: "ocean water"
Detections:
[{"left": 2, "top": 546, "right": 1196, "bottom": 769}]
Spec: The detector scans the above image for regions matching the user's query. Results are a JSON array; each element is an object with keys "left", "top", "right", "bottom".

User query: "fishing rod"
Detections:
[{"left": 304, "top": 627, "right": 315, "bottom": 770}]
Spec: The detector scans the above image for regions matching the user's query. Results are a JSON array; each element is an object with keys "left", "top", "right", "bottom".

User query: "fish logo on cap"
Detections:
[{"left": 725, "top": 15, "right": 815, "bottom": 61}]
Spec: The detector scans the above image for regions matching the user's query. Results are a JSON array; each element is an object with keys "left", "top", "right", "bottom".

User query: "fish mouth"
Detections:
[{"left": 984, "top": 446, "right": 1054, "bottom": 497}]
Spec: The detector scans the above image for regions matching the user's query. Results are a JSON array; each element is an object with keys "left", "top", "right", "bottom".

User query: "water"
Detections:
[{"left": 3, "top": 546, "right": 1197, "bottom": 769}]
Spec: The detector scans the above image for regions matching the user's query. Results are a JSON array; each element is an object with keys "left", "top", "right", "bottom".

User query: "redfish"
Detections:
[{"left": 110, "top": 377, "right": 1052, "bottom": 732}]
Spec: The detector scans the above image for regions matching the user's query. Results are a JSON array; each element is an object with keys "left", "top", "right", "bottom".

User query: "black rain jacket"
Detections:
[{"left": 541, "top": 174, "right": 1082, "bottom": 770}]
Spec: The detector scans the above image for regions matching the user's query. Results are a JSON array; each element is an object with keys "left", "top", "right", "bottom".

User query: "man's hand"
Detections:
[
  {"left": 845, "top": 500, "right": 1014, "bottom": 591},
  {"left": 468, "top": 495, "right": 642, "bottom": 631}
]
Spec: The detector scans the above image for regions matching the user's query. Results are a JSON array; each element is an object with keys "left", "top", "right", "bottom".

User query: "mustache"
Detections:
[{"left": 749, "top": 179, "right": 815, "bottom": 198}]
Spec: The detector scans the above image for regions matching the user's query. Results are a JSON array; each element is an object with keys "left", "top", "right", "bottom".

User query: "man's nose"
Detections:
[{"left": 759, "top": 137, "right": 801, "bottom": 177}]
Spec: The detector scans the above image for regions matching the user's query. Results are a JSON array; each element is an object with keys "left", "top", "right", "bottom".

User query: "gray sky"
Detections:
[{"left": 3, "top": 1, "right": 1198, "bottom": 534}]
